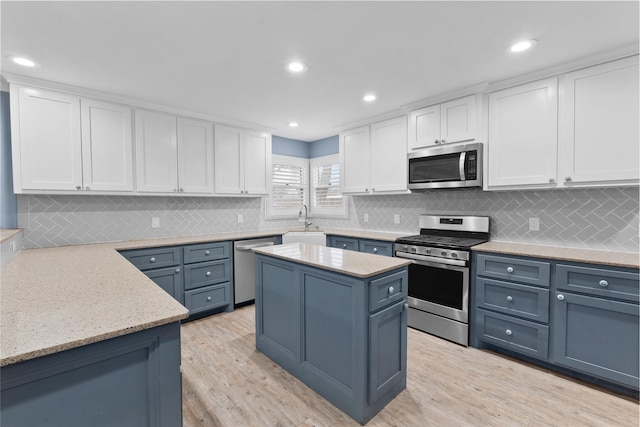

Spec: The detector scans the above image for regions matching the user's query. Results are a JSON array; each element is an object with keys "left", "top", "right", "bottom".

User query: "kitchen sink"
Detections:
[{"left": 282, "top": 232, "right": 327, "bottom": 246}]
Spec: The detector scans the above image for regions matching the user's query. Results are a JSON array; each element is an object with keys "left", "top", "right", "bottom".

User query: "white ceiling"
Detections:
[{"left": 1, "top": 1, "right": 638, "bottom": 141}]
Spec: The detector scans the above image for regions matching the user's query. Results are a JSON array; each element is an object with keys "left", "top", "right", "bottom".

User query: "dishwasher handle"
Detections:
[{"left": 235, "top": 242, "right": 275, "bottom": 251}]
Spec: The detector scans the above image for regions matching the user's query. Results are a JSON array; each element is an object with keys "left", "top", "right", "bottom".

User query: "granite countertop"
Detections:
[
  {"left": 472, "top": 241, "right": 640, "bottom": 269},
  {"left": 253, "top": 243, "right": 411, "bottom": 278},
  {"left": 0, "top": 229, "right": 22, "bottom": 243}
]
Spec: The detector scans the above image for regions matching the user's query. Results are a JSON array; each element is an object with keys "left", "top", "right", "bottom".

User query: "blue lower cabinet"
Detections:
[
  {"left": 1, "top": 322, "right": 182, "bottom": 427},
  {"left": 327, "top": 235, "right": 394, "bottom": 257},
  {"left": 144, "top": 266, "right": 184, "bottom": 305},
  {"left": 255, "top": 254, "right": 408, "bottom": 425},
  {"left": 328, "top": 235, "right": 359, "bottom": 251},
  {"left": 184, "top": 282, "right": 232, "bottom": 315},
  {"left": 476, "top": 309, "right": 549, "bottom": 360}
]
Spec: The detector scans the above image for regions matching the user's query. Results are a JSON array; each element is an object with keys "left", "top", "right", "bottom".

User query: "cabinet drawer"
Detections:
[
  {"left": 121, "top": 247, "right": 181, "bottom": 271},
  {"left": 476, "top": 309, "right": 549, "bottom": 360},
  {"left": 184, "top": 282, "right": 231, "bottom": 315},
  {"left": 556, "top": 264, "right": 639, "bottom": 302},
  {"left": 184, "top": 260, "right": 230, "bottom": 290},
  {"left": 369, "top": 270, "right": 407, "bottom": 312},
  {"left": 476, "top": 254, "right": 550, "bottom": 287},
  {"left": 329, "top": 236, "right": 359, "bottom": 251},
  {"left": 476, "top": 278, "right": 549, "bottom": 323},
  {"left": 359, "top": 239, "right": 393, "bottom": 257},
  {"left": 183, "top": 241, "right": 230, "bottom": 264}
]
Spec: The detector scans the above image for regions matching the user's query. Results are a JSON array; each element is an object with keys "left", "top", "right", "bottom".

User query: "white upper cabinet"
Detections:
[
  {"left": 81, "top": 99, "right": 133, "bottom": 192},
  {"left": 13, "top": 86, "right": 83, "bottom": 191},
  {"left": 177, "top": 118, "right": 214, "bottom": 194},
  {"left": 340, "top": 116, "right": 407, "bottom": 194},
  {"left": 408, "top": 94, "right": 476, "bottom": 151},
  {"left": 135, "top": 110, "right": 179, "bottom": 193},
  {"left": 558, "top": 55, "right": 639, "bottom": 186},
  {"left": 487, "top": 78, "right": 559, "bottom": 189},
  {"left": 214, "top": 125, "right": 271, "bottom": 195}
]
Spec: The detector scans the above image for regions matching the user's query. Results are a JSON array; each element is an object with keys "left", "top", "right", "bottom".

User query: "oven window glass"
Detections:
[
  {"left": 408, "top": 263, "right": 463, "bottom": 310},
  {"left": 409, "top": 153, "right": 462, "bottom": 183}
]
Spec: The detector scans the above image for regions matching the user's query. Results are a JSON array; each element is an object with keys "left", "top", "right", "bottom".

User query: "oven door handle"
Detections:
[{"left": 395, "top": 252, "right": 468, "bottom": 268}]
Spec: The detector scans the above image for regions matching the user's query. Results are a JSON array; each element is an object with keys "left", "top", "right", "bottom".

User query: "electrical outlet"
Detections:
[
  {"left": 363, "top": 213, "right": 369, "bottom": 223},
  {"left": 394, "top": 214, "right": 400, "bottom": 224},
  {"left": 237, "top": 213, "right": 244, "bottom": 223},
  {"left": 151, "top": 217, "right": 160, "bottom": 228},
  {"left": 529, "top": 217, "right": 540, "bottom": 231}
]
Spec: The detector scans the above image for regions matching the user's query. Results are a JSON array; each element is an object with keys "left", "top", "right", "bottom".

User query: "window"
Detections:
[
  {"left": 310, "top": 154, "right": 347, "bottom": 218},
  {"left": 267, "top": 155, "right": 308, "bottom": 218}
]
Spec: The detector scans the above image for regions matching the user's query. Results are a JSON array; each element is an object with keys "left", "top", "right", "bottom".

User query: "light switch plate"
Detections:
[
  {"left": 151, "top": 217, "right": 160, "bottom": 228},
  {"left": 394, "top": 214, "right": 400, "bottom": 224},
  {"left": 364, "top": 213, "right": 369, "bottom": 223},
  {"left": 237, "top": 213, "right": 244, "bottom": 224},
  {"left": 529, "top": 217, "right": 540, "bottom": 231}
]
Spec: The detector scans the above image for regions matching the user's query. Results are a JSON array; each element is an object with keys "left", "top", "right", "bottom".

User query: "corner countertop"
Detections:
[
  {"left": 253, "top": 243, "right": 410, "bottom": 278},
  {"left": 0, "top": 229, "right": 22, "bottom": 243},
  {"left": 472, "top": 241, "right": 639, "bottom": 269}
]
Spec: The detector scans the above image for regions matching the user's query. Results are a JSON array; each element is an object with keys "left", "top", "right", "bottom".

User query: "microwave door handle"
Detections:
[{"left": 459, "top": 151, "right": 466, "bottom": 181}]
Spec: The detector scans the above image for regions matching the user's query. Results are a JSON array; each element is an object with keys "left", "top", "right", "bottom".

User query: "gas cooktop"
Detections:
[{"left": 395, "top": 234, "right": 488, "bottom": 250}]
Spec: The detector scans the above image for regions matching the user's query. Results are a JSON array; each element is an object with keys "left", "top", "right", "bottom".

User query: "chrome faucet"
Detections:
[{"left": 299, "top": 204, "right": 312, "bottom": 231}]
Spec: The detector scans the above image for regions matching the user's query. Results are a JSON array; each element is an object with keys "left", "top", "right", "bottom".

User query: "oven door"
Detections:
[{"left": 397, "top": 254, "right": 469, "bottom": 323}]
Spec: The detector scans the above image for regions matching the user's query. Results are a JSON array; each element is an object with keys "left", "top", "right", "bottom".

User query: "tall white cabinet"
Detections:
[
  {"left": 214, "top": 125, "right": 270, "bottom": 195},
  {"left": 558, "top": 55, "right": 639, "bottom": 186},
  {"left": 340, "top": 116, "right": 407, "bottom": 194},
  {"left": 135, "top": 110, "right": 179, "bottom": 193},
  {"left": 177, "top": 118, "right": 214, "bottom": 194}
]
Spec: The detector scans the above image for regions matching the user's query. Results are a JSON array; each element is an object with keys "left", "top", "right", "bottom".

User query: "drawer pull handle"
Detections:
[
  {"left": 598, "top": 280, "right": 609, "bottom": 287},
  {"left": 506, "top": 266, "right": 514, "bottom": 273},
  {"left": 205, "top": 250, "right": 211, "bottom": 255},
  {"left": 557, "top": 294, "right": 565, "bottom": 301},
  {"left": 404, "top": 303, "right": 409, "bottom": 310},
  {"left": 343, "top": 244, "right": 347, "bottom": 248},
  {"left": 207, "top": 296, "right": 212, "bottom": 301},
  {"left": 505, "top": 329, "right": 513, "bottom": 336},
  {"left": 206, "top": 271, "right": 211, "bottom": 277},
  {"left": 150, "top": 257, "right": 156, "bottom": 263},
  {"left": 175, "top": 268, "right": 180, "bottom": 273},
  {"left": 506, "top": 296, "right": 513, "bottom": 302},
  {"left": 388, "top": 286, "right": 395, "bottom": 294},
  {"left": 373, "top": 248, "right": 378, "bottom": 253}
]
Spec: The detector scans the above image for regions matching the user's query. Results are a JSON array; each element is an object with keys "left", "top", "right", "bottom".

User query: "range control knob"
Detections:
[
  {"left": 440, "top": 251, "right": 447, "bottom": 257},
  {"left": 410, "top": 247, "right": 417, "bottom": 253},
  {"left": 425, "top": 249, "right": 431, "bottom": 254},
  {"left": 451, "top": 252, "right": 458, "bottom": 259}
]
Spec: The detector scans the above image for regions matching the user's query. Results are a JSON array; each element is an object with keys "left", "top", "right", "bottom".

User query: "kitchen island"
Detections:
[{"left": 253, "top": 243, "right": 411, "bottom": 425}]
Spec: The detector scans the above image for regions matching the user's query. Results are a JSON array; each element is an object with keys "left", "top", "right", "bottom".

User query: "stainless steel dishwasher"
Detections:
[{"left": 233, "top": 237, "right": 277, "bottom": 306}]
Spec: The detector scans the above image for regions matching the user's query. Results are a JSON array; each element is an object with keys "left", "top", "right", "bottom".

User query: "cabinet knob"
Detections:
[
  {"left": 206, "top": 271, "right": 211, "bottom": 277},
  {"left": 207, "top": 296, "right": 212, "bottom": 301},
  {"left": 505, "top": 329, "right": 513, "bottom": 336},
  {"left": 506, "top": 296, "right": 513, "bottom": 302},
  {"left": 434, "top": 139, "right": 440, "bottom": 144},
  {"left": 179, "top": 188, "right": 184, "bottom": 192},
  {"left": 150, "top": 257, "right": 156, "bottom": 263},
  {"left": 557, "top": 294, "right": 565, "bottom": 301},
  {"left": 549, "top": 178, "right": 555, "bottom": 183},
  {"left": 365, "top": 188, "right": 368, "bottom": 192},
  {"left": 506, "top": 266, "right": 514, "bottom": 273},
  {"left": 173, "top": 188, "right": 178, "bottom": 192},
  {"left": 175, "top": 268, "right": 180, "bottom": 273},
  {"left": 343, "top": 244, "right": 347, "bottom": 248},
  {"left": 85, "top": 185, "right": 91, "bottom": 190},
  {"left": 598, "top": 280, "right": 609, "bottom": 287},
  {"left": 441, "top": 139, "right": 447, "bottom": 144},
  {"left": 565, "top": 176, "right": 572, "bottom": 182},
  {"left": 404, "top": 303, "right": 409, "bottom": 310},
  {"left": 373, "top": 248, "right": 378, "bottom": 253},
  {"left": 388, "top": 286, "right": 395, "bottom": 294},
  {"left": 372, "top": 188, "right": 375, "bottom": 192},
  {"left": 205, "top": 250, "right": 211, "bottom": 255},
  {"left": 76, "top": 185, "right": 81, "bottom": 190}
]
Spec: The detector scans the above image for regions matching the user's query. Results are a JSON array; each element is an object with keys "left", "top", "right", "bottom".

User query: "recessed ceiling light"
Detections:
[
  {"left": 363, "top": 94, "right": 376, "bottom": 102},
  {"left": 288, "top": 122, "right": 299, "bottom": 127},
  {"left": 509, "top": 39, "right": 538, "bottom": 53},
  {"left": 286, "top": 62, "right": 307, "bottom": 73},
  {"left": 10, "top": 56, "right": 36, "bottom": 67}
]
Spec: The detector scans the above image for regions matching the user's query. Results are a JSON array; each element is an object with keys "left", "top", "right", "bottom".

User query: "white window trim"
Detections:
[
  {"left": 265, "top": 154, "right": 309, "bottom": 219},
  {"left": 309, "top": 154, "right": 349, "bottom": 219}
]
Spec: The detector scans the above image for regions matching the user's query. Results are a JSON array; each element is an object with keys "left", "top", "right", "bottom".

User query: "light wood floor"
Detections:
[{"left": 181, "top": 306, "right": 639, "bottom": 426}]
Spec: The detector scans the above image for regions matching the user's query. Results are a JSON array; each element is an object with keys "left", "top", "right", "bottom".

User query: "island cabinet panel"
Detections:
[
  {"left": 255, "top": 253, "right": 408, "bottom": 425},
  {"left": 1, "top": 322, "right": 182, "bottom": 427}
]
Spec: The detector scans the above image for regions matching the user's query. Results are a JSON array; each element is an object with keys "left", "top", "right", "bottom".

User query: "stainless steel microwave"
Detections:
[{"left": 408, "top": 142, "right": 483, "bottom": 190}]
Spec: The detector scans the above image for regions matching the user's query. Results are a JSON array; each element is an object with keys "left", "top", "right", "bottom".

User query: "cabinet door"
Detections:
[
  {"left": 243, "top": 130, "right": 271, "bottom": 195},
  {"left": 135, "top": 110, "right": 178, "bottom": 192},
  {"left": 369, "top": 300, "right": 407, "bottom": 403},
  {"left": 370, "top": 116, "right": 407, "bottom": 193},
  {"left": 408, "top": 104, "right": 440, "bottom": 151},
  {"left": 15, "top": 86, "right": 82, "bottom": 191},
  {"left": 487, "top": 78, "right": 558, "bottom": 188},
  {"left": 144, "top": 266, "right": 184, "bottom": 305},
  {"left": 440, "top": 95, "right": 476, "bottom": 144},
  {"left": 214, "top": 125, "right": 243, "bottom": 194},
  {"left": 340, "top": 126, "right": 371, "bottom": 193},
  {"left": 559, "top": 56, "right": 639, "bottom": 186},
  {"left": 80, "top": 99, "right": 133, "bottom": 192},
  {"left": 553, "top": 291, "right": 639, "bottom": 389},
  {"left": 177, "top": 118, "right": 213, "bottom": 194}
]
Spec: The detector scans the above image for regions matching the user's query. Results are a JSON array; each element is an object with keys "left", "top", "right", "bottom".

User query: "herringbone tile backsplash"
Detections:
[{"left": 18, "top": 187, "right": 639, "bottom": 252}]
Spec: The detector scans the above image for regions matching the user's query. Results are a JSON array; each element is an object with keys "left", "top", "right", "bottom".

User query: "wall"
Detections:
[{"left": 1, "top": 91, "right": 18, "bottom": 228}]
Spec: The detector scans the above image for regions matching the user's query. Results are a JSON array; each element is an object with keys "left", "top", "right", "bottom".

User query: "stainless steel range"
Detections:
[{"left": 395, "top": 214, "right": 490, "bottom": 346}]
